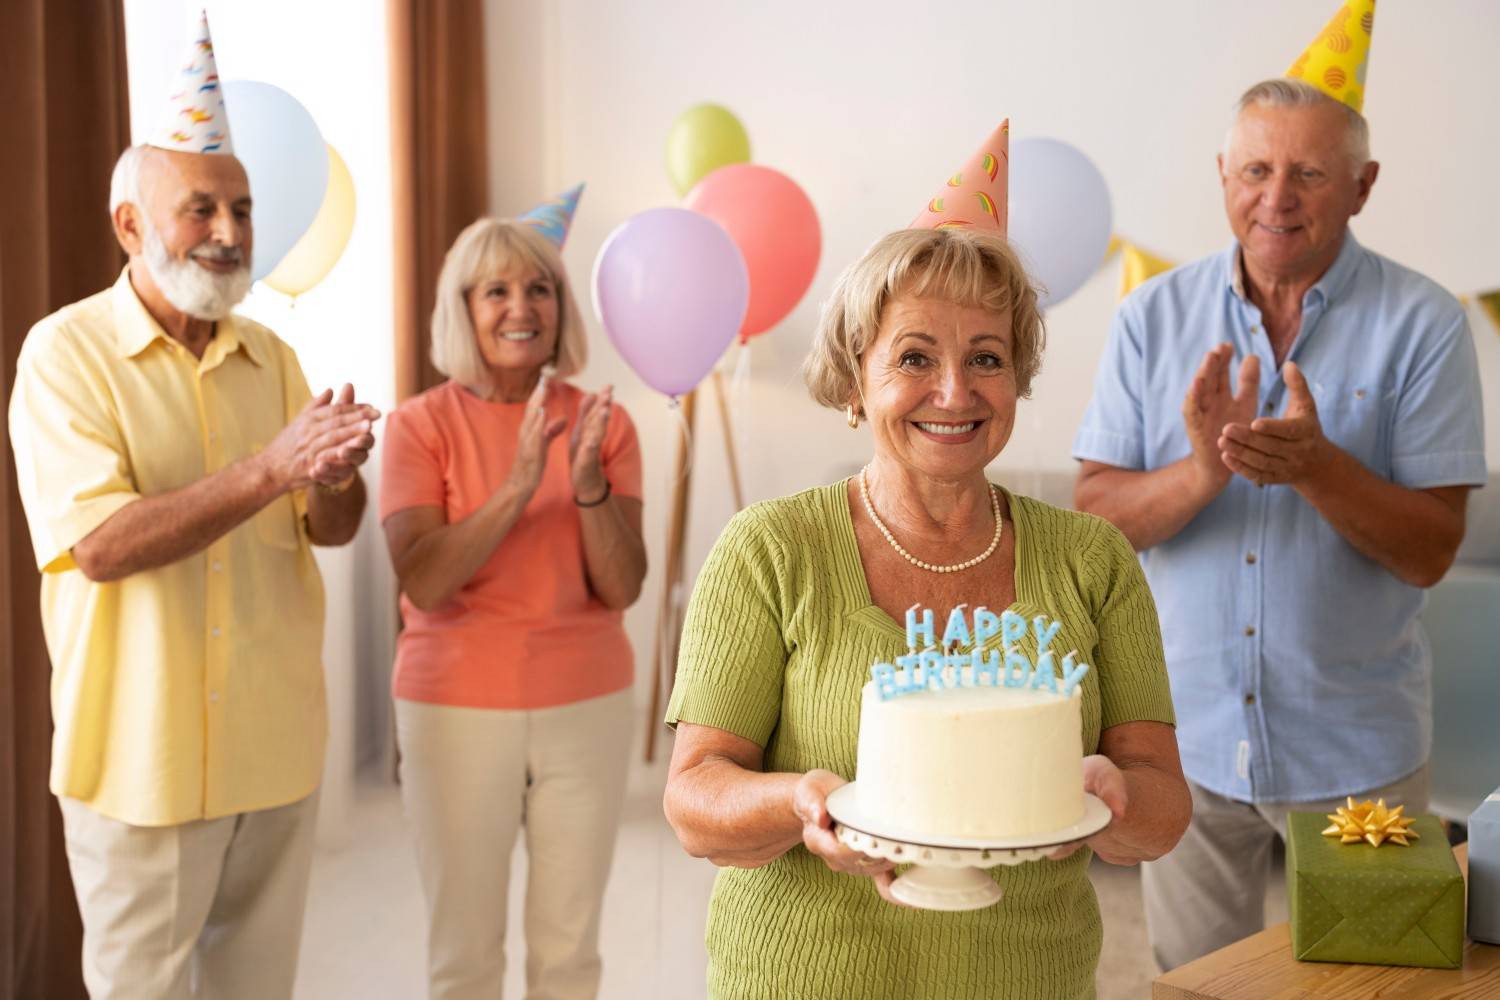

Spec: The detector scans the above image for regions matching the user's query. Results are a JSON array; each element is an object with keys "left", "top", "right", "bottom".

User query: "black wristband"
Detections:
[{"left": 574, "top": 481, "right": 611, "bottom": 508}]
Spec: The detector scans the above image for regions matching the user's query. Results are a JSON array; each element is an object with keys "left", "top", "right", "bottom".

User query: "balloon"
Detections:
[
  {"left": 263, "top": 145, "right": 356, "bottom": 297},
  {"left": 685, "top": 164, "right": 821, "bottom": 341},
  {"left": 1006, "top": 138, "right": 1113, "bottom": 310},
  {"left": 665, "top": 104, "right": 751, "bottom": 197},
  {"left": 222, "top": 80, "right": 328, "bottom": 280},
  {"left": 592, "top": 208, "right": 749, "bottom": 398}
]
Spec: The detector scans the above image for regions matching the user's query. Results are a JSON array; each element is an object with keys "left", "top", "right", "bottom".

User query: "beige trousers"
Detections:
[
  {"left": 58, "top": 791, "right": 319, "bottom": 1000},
  {"left": 1141, "top": 763, "right": 1430, "bottom": 971},
  {"left": 396, "top": 689, "right": 632, "bottom": 1000}
]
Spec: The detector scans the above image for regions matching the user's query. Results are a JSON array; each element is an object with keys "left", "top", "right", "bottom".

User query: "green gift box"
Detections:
[{"left": 1286, "top": 811, "right": 1464, "bottom": 969}]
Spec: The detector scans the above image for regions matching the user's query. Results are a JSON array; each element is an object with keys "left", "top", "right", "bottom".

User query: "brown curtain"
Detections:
[
  {"left": 388, "top": 0, "right": 491, "bottom": 402},
  {"left": 0, "top": 1, "right": 131, "bottom": 997}
]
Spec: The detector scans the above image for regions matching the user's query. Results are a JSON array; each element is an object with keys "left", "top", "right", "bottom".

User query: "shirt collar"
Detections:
[
  {"left": 1223, "top": 229, "right": 1365, "bottom": 308},
  {"left": 110, "top": 267, "right": 266, "bottom": 368}
]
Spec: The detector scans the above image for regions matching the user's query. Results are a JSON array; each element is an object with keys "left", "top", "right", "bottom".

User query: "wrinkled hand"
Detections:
[
  {"left": 793, "top": 769, "right": 908, "bottom": 907},
  {"left": 1218, "top": 362, "right": 1329, "bottom": 487},
  {"left": 1049, "top": 754, "right": 1128, "bottom": 862},
  {"left": 261, "top": 383, "right": 380, "bottom": 493},
  {"left": 1182, "top": 344, "right": 1259, "bottom": 493},
  {"left": 569, "top": 385, "right": 612, "bottom": 503},
  {"left": 507, "top": 375, "right": 568, "bottom": 497}
]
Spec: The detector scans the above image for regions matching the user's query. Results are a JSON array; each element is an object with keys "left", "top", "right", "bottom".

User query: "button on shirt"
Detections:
[
  {"left": 1073, "top": 233, "right": 1486, "bottom": 803},
  {"left": 8, "top": 270, "right": 327, "bottom": 826}
]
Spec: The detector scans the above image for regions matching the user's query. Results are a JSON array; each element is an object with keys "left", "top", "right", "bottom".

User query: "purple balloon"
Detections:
[{"left": 592, "top": 207, "right": 749, "bottom": 398}]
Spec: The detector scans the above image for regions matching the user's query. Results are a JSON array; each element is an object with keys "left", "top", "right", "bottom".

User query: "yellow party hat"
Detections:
[{"left": 1285, "top": 0, "right": 1376, "bottom": 114}]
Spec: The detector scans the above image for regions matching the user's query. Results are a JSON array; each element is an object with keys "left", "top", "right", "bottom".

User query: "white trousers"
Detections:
[
  {"left": 396, "top": 689, "right": 632, "bottom": 1000},
  {"left": 1141, "top": 763, "right": 1430, "bottom": 971},
  {"left": 58, "top": 791, "right": 319, "bottom": 1000}
]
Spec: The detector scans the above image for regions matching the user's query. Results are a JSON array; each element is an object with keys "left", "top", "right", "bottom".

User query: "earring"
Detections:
[{"left": 846, "top": 404, "right": 861, "bottom": 429}]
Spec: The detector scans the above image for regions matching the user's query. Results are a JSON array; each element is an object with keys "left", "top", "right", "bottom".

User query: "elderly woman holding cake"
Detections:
[{"left": 663, "top": 126, "right": 1192, "bottom": 1000}]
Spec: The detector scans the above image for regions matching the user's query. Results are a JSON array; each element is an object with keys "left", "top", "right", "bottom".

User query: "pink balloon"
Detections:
[
  {"left": 591, "top": 207, "right": 749, "bottom": 398},
  {"left": 685, "top": 164, "right": 821, "bottom": 341}
]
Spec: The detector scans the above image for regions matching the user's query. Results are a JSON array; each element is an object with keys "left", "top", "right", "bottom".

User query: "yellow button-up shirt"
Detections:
[{"left": 8, "top": 270, "right": 327, "bottom": 826}]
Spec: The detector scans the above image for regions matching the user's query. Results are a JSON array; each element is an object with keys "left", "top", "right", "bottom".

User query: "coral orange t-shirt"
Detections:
[{"left": 379, "top": 379, "right": 642, "bottom": 709}]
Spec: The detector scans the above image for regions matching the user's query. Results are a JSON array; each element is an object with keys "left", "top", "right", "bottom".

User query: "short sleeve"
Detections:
[
  {"left": 1388, "top": 309, "right": 1486, "bottom": 488},
  {"left": 379, "top": 401, "right": 447, "bottom": 521},
  {"left": 665, "top": 505, "right": 790, "bottom": 747},
  {"left": 1084, "top": 519, "right": 1175, "bottom": 730},
  {"left": 601, "top": 402, "right": 643, "bottom": 500},
  {"left": 1073, "top": 300, "right": 1148, "bottom": 470},
  {"left": 8, "top": 326, "right": 140, "bottom": 573}
]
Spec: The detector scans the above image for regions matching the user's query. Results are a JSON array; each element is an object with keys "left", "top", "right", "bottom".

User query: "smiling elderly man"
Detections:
[
  {"left": 6, "top": 16, "right": 378, "bottom": 1000},
  {"left": 1072, "top": 13, "right": 1486, "bottom": 973}
]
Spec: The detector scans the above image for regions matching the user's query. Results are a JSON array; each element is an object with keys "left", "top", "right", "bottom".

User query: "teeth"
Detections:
[
  {"left": 916, "top": 421, "right": 977, "bottom": 435},
  {"left": 1264, "top": 226, "right": 1295, "bottom": 234},
  {"left": 501, "top": 330, "right": 538, "bottom": 341}
]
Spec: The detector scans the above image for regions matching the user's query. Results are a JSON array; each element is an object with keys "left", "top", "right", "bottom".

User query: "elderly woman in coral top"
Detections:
[
  {"left": 380, "top": 213, "right": 646, "bottom": 1000},
  {"left": 662, "top": 227, "right": 1192, "bottom": 1000}
]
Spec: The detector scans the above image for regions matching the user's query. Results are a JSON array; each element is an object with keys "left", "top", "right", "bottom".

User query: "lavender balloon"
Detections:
[{"left": 592, "top": 207, "right": 749, "bottom": 398}]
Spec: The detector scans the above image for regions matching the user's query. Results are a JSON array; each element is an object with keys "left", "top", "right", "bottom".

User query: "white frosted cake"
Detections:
[{"left": 854, "top": 680, "right": 1085, "bottom": 840}]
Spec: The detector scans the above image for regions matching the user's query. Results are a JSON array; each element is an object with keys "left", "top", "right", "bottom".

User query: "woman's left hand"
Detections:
[
  {"left": 569, "top": 385, "right": 612, "bottom": 502},
  {"left": 1048, "top": 754, "right": 1129, "bottom": 861}
]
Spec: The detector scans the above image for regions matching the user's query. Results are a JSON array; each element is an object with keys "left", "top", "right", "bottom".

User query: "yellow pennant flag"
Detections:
[
  {"left": 1478, "top": 289, "right": 1500, "bottom": 333},
  {"left": 1119, "top": 243, "right": 1177, "bottom": 300}
]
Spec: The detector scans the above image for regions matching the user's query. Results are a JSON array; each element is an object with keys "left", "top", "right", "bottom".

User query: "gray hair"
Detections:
[
  {"left": 1226, "top": 78, "right": 1371, "bottom": 175},
  {"left": 109, "top": 144, "right": 152, "bottom": 215},
  {"left": 430, "top": 217, "right": 588, "bottom": 385}
]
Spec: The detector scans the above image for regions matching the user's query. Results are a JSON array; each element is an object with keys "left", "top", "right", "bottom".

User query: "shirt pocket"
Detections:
[
  {"left": 1307, "top": 375, "right": 1397, "bottom": 477},
  {"left": 254, "top": 493, "right": 303, "bottom": 551}
]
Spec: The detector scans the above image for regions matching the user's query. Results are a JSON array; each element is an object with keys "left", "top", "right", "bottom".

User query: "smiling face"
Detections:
[
  {"left": 465, "top": 264, "right": 560, "bottom": 376},
  {"left": 1219, "top": 100, "right": 1377, "bottom": 282},
  {"left": 858, "top": 293, "right": 1017, "bottom": 479}
]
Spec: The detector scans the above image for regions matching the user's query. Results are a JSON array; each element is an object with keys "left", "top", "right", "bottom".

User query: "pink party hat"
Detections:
[
  {"left": 146, "top": 10, "right": 233, "bottom": 155},
  {"left": 517, "top": 184, "right": 584, "bottom": 249},
  {"left": 910, "top": 121, "right": 1008, "bottom": 234}
]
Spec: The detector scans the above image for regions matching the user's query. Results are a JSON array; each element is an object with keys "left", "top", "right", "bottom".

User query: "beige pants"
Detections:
[
  {"left": 396, "top": 689, "right": 632, "bottom": 1000},
  {"left": 58, "top": 791, "right": 319, "bottom": 1000},
  {"left": 1141, "top": 763, "right": 1430, "bottom": 971}
]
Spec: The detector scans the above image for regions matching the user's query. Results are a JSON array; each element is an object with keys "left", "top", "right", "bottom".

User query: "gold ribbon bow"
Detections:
[{"left": 1322, "top": 797, "right": 1420, "bottom": 847}]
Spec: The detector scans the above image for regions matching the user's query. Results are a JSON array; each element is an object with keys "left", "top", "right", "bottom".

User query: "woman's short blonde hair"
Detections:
[
  {"left": 803, "top": 227, "right": 1045, "bottom": 409},
  {"left": 430, "top": 217, "right": 588, "bottom": 384}
]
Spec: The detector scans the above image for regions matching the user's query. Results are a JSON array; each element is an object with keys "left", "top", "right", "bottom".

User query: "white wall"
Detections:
[
  {"left": 123, "top": 0, "right": 397, "bottom": 843},
  {"left": 485, "top": 0, "right": 1500, "bottom": 723}
]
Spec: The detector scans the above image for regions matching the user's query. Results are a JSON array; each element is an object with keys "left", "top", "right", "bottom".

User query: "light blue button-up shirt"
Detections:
[{"left": 1073, "top": 232, "right": 1486, "bottom": 803}]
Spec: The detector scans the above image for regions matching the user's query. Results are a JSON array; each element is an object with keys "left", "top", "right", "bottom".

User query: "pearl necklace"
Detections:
[{"left": 858, "top": 467, "right": 1002, "bottom": 574}]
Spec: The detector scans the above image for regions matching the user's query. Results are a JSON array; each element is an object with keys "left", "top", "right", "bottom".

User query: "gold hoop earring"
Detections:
[{"left": 846, "top": 404, "right": 861, "bottom": 429}]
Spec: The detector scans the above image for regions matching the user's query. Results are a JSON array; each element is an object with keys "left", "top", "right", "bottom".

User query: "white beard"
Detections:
[{"left": 142, "top": 221, "right": 252, "bottom": 321}]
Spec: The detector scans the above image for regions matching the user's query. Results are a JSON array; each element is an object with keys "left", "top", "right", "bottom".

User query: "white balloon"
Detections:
[
  {"left": 222, "top": 80, "right": 328, "bottom": 281},
  {"left": 1007, "top": 138, "right": 1113, "bottom": 310}
]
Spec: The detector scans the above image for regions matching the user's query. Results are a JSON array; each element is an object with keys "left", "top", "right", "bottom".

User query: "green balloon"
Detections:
[{"left": 665, "top": 104, "right": 751, "bottom": 196}]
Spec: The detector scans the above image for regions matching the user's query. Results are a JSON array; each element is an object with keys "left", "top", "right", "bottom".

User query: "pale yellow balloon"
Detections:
[{"left": 264, "top": 144, "right": 357, "bottom": 297}]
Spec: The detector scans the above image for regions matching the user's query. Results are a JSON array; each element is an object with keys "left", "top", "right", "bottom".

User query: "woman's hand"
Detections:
[
  {"left": 1048, "top": 754, "right": 1129, "bottom": 862},
  {"left": 507, "top": 376, "right": 567, "bottom": 498},
  {"left": 569, "top": 385, "right": 612, "bottom": 502},
  {"left": 793, "top": 770, "right": 909, "bottom": 906}
]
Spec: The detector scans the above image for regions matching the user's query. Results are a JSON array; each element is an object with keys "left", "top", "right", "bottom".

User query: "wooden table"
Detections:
[{"left": 1153, "top": 844, "right": 1500, "bottom": 998}]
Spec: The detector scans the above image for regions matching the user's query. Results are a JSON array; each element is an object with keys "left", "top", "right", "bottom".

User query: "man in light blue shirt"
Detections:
[{"left": 1074, "top": 78, "right": 1485, "bottom": 970}]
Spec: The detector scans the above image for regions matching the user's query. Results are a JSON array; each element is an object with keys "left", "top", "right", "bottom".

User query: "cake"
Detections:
[{"left": 851, "top": 604, "right": 1089, "bottom": 841}]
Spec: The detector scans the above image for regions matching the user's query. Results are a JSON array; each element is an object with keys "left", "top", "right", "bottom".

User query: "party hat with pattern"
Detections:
[
  {"left": 910, "top": 121, "right": 1008, "bottom": 234},
  {"left": 517, "top": 184, "right": 584, "bottom": 249},
  {"left": 146, "top": 10, "right": 233, "bottom": 155},
  {"left": 1285, "top": 0, "right": 1376, "bottom": 114}
]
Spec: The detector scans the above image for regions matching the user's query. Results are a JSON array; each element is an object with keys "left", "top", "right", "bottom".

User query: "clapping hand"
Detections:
[
  {"left": 1218, "top": 362, "right": 1328, "bottom": 487},
  {"left": 507, "top": 375, "right": 568, "bottom": 497},
  {"left": 1182, "top": 344, "right": 1260, "bottom": 493},
  {"left": 569, "top": 386, "right": 613, "bottom": 504},
  {"left": 261, "top": 383, "right": 380, "bottom": 493},
  {"left": 794, "top": 769, "right": 909, "bottom": 907}
]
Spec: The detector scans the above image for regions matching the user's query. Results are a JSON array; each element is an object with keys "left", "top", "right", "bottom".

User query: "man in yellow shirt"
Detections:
[{"left": 6, "top": 16, "right": 377, "bottom": 999}]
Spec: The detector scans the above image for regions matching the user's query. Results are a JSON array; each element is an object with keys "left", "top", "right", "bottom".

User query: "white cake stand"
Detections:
[{"left": 825, "top": 784, "right": 1112, "bottom": 911}]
